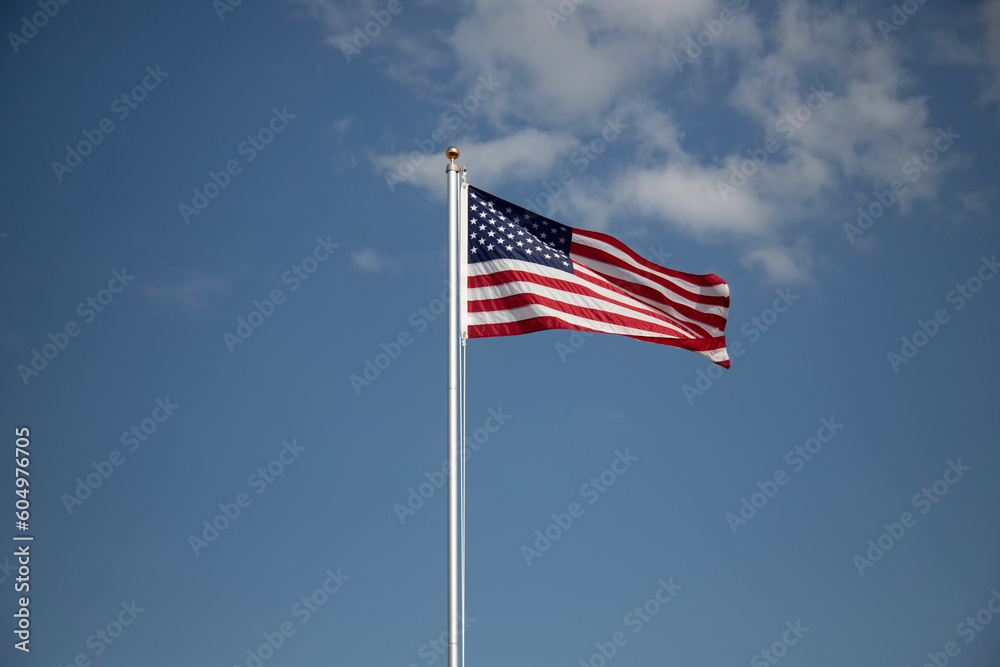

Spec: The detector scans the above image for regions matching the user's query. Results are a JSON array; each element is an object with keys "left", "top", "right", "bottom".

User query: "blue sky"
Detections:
[{"left": 2, "top": 0, "right": 1000, "bottom": 666}]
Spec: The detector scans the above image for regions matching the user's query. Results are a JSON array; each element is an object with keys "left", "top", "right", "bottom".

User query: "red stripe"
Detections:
[
  {"left": 571, "top": 240, "right": 729, "bottom": 309},
  {"left": 469, "top": 317, "right": 729, "bottom": 357},
  {"left": 469, "top": 268, "right": 699, "bottom": 337},
  {"left": 570, "top": 243, "right": 729, "bottom": 306},
  {"left": 470, "top": 268, "right": 669, "bottom": 321},
  {"left": 466, "top": 187, "right": 731, "bottom": 367},
  {"left": 470, "top": 290, "right": 694, "bottom": 339},
  {"left": 570, "top": 247, "right": 727, "bottom": 334},
  {"left": 573, "top": 228, "right": 728, "bottom": 287}
]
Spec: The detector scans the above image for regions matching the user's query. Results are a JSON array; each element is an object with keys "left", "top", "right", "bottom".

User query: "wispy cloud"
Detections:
[
  {"left": 351, "top": 248, "right": 396, "bottom": 273},
  {"left": 301, "top": 0, "right": 968, "bottom": 283},
  {"left": 142, "top": 269, "right": 229, "bottom": 314}
]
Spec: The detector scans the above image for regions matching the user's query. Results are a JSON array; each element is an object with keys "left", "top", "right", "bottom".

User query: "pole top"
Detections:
[{"left": 446, "top": 146, "right": 460, "bottom": 163}]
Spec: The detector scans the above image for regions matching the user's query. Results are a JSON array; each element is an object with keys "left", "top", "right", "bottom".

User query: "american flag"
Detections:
[{"left": 465, "top": 186, "right": 731, "bottom": 367}]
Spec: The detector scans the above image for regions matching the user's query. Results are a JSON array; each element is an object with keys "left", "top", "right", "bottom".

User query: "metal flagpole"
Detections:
[{"left": 446, "top": 146, "right": 463, "bottom": 667}]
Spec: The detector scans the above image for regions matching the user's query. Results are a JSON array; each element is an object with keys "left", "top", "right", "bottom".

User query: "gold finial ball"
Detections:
[{"left": 446, "top": 146, "right": 460, "bottom": 162}]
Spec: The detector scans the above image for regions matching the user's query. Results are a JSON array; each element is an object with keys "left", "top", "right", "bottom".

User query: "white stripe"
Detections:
[
  {"left": 698, "top": 347, "right": 730, "bottom": 364},
  {"left": 573, "top": 232, "right": 730, "bottom": 298},
  {"left": 572, "top": 248, "right": 730, "bottom": 322},
  {"left": 470, "top": 302, "right": 707, "bottom": 343},
  {"left": 469, "top": 279, "right": 695, "bottom": 339},
  {"left": 572, "top": 261, "right": 725, "bottom": 337},
  {"left": 470, "top": 257, "right": 721, "bottom": 338},
  {"left": 470, "top": 304, "right": 730, "bottom": 364},
  {"left": 469, "top": 258, "right": 694, "bottom": 328}
]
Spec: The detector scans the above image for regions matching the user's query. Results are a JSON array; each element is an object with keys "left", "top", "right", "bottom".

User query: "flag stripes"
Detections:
[{"left": 465, "top": 186, "right": 730, "bottom": 367}]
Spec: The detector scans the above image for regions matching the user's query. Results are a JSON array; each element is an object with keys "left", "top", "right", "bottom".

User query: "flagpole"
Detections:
[{"left": 446, "top": 146, "right": 462, "bottom": 667}]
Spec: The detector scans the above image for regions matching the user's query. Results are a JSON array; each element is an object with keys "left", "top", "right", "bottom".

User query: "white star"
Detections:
[{"left": 487, "top": 243, "right": 495, "bottom": 251}]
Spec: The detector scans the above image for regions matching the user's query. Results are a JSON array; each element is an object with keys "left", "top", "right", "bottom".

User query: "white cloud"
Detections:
[
  {"left": 351, "top": 248, "right": 395, "bottom": 273},
  {"left": 919, "top": 0, "right": 1000, "bottom": 116},
  {"left": 620, "top": 163, "right": 777, "bottom": 237},
  {"left": 294, "top": 0, "right": 384, "bottom": 45},
  {"left": 332, "top": 116, "right": 356, "bottom": 134},
  {"left": 728, "top": 1, "right": 938, "bottom": 188},
  {"left": 301, "top": 0, "right": 967, "bottom": 283},
  {"left": 373, "top": 128, "right": 579, "bottom": 197},
  {"left": 446, "top": 0, "right": 635, "bottom": 127},
  {"left": 977, "top": 0, "right": 1000, "bottom": 109},
  {"left": 958, "top": 187, "right": 997, "bottom": 217},
  {"left": 742, "top": 240, "right": 816, "bottom": 286},
  {"left": 142, "top": 269, "right": 228, "bottom": 312},
  {"left": 603, "top": 0, "right": 951, "bottom": 279}
]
